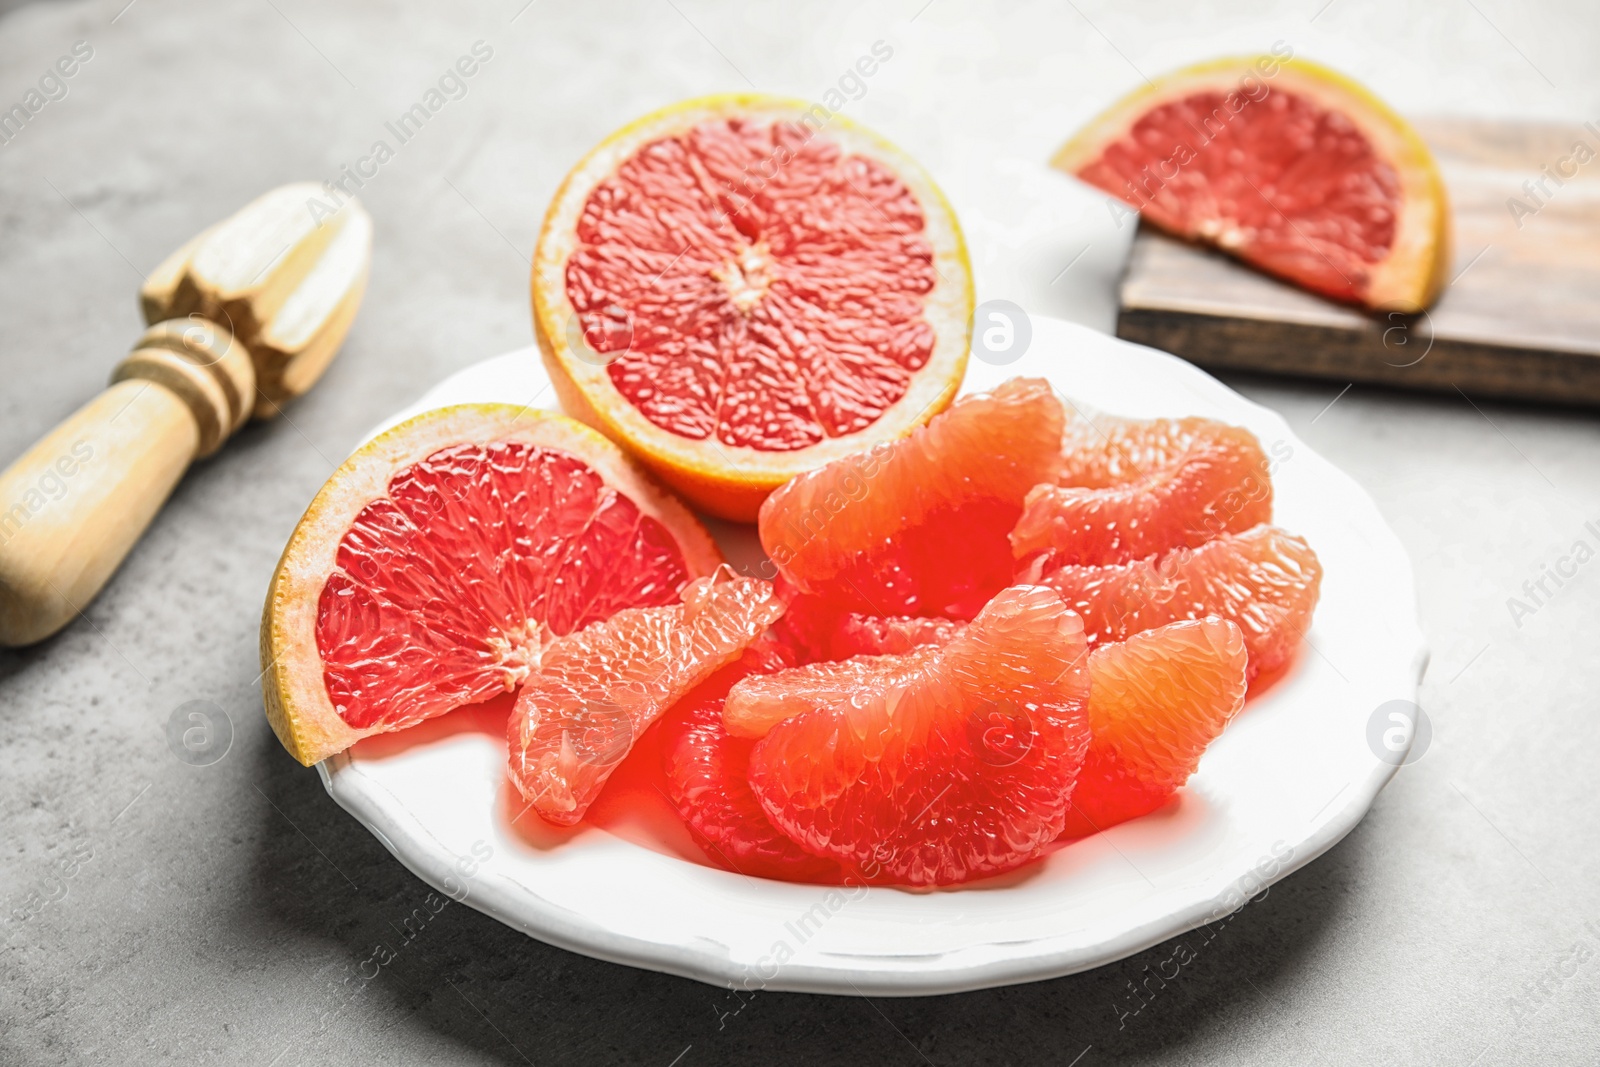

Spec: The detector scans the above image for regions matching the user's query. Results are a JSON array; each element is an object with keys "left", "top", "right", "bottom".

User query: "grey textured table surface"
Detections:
[{"left": 3, "top": 1, "right": 1599, "bottom": 1064}]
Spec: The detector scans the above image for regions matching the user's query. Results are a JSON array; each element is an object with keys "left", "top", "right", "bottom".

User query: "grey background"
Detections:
[{"left": 3, "top": 1, "right": 1598, "bottom": 1064}]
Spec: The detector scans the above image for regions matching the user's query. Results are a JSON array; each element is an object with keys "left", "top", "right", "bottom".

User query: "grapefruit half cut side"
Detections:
[
  {"left": 1053, "top": 56, "right": 1449, "bottom": 311},
  {"left": 533, "top": 94, "right": 975, "bottom": 521},
  {"left": 261, "top": 404, "right": 722, "bottom": 766}
]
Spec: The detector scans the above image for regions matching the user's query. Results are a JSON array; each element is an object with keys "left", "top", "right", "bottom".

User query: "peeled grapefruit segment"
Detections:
[
  {"left": 662, "top": 693, "right": 840, "bottom": 882},
  {"left": 1031, "top": 524, "right": 1322, "bottom": 686},
  {"left": 729, "top": 615, "right": 1248, "bottom": 841},
  {"left": 508, "top": 575, "right": 784, "bottom": 825},
  {"left": 1011, "top": 414, "right": 1272, "bottom": 564},
  {"left": 1062, "top": 618, "right": 1248, "bottom": 837},
  {"left": 1053, "top": 56, "right": 1449, "bottom": 311},
  {"left": 769, "top": 585, "right": 966, "bottom": 662},
  {"left": 1056, "top": 412, "right": 1270, "bottom": 489},
  {"left": 534, "top": 94, "right": 975, "bottom": 520},
  {"left": 760, "top": 378, "right": 1065, "bottom": 619},
  {"left": 724, "top": 648, "right": 934, "bottom": 740},
  {"left": 746, "top": 586, "right": 1092, "bottom": 886},
  {"left": 260, "top": 405, "right": 722, "bottom": 766},
  {"left": 829, "top": 612, "right": 967, "bottom": 659},
  {"left": 507, "top": 572, "right": 783, "bottom": 826}
]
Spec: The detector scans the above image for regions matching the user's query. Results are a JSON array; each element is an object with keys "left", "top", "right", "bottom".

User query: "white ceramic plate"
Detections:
[{"left": 317, "top": 317, "right": 1426, "bottom": 996}]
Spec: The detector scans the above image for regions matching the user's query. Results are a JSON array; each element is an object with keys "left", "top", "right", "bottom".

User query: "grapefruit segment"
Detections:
[
  {"left": 1063, "top": 618, "right": 1248, "bottom": 837},
  {"left": 1012, "top": 415, "right": 1272, "bottom": 564},
  {"left": 507, "top": 571, "right": 783, "bottom": 826},
  {"left": 760, "top": 378, "right": 1065, "bottom": 619},
  {"left": 746, "top": 586, "right": 1092, "bottom": 886},
  {"left": 1056, "top": 412, "right": 1269, "bottom": 489},
  {"left": 828, "top": 613, "right": 967, "bottom": 659},
  {"left": 724, "top": 649, "right": 935, "bottom": 740},
  {"left": 726, "top": 615, "right": 1248, "bottom": 838},
  {"left": 1030, "top": 524, "right": 1322, "bottom": 686},
  {"left": 662, "top": 693, "right": 841, "bottom": 882},
  {"left": 534, "top": 94, "right": 975, "bottom": 520},
  {"left": 261, "top": 405, "right": 721, "bottom": 766},
  {"left": 769, "top": 585, "right": 966, "bottom": 662},
  {"left": 1053, "top": 56, "right": 1449, "bottom": 311}
]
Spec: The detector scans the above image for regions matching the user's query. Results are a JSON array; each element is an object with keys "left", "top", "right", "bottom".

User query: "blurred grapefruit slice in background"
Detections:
[
  {"left": 260, "top": 405, "right": 722, "bottom": 766},
  {"left": 1053, "top": 56, "right": 1449, "bottom": 311},
  {"left": 533, "top": 94, "right": 975, "bottom": 520}
]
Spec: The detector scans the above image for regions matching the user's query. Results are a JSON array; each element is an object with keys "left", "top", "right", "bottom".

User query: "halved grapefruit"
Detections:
[
  {"left": 1053, "top": 56, "right": 1449, "bottom": 311},
  {"left": 533, "top": 94, "right": 975, "bottom": 521},
  {"left": 260, "top": 404, "right": 722, "bottom": 766}
]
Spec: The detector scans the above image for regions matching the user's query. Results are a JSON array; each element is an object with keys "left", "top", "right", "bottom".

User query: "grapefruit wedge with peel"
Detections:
[
  {"left": 260, "top": 405, "right": 722, "bottom": 767},
  {"left": 745, "top": 586, "right": 1092, "bottom": 887},
  {"left": 533, "top": 94, "right": 974, "bottom": 521},
  {"left": 1030, "top": 524, "right": 1322, "bottom": 687},
  {"left": 760, "top": 378, "right": 1065, "bottom": 619},
  {"left": 508, "top": 571, "right": 783, "bottom": 826},
  {"left": 1062, "top": 618, "right": 1249, "bottom": 837},
  {"left": 1054, "top": 56, "right": 1449, "bottom": 311}
]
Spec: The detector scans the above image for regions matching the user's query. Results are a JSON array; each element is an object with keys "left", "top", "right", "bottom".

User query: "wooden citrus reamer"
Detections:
[{"left": 0, "top": 183, "right": 372, "bottom": 647}]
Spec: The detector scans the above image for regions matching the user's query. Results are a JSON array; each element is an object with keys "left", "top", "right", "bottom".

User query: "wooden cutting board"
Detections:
[{"left": 1114, "top": 117, "right": 1600, "bottom": 406}]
